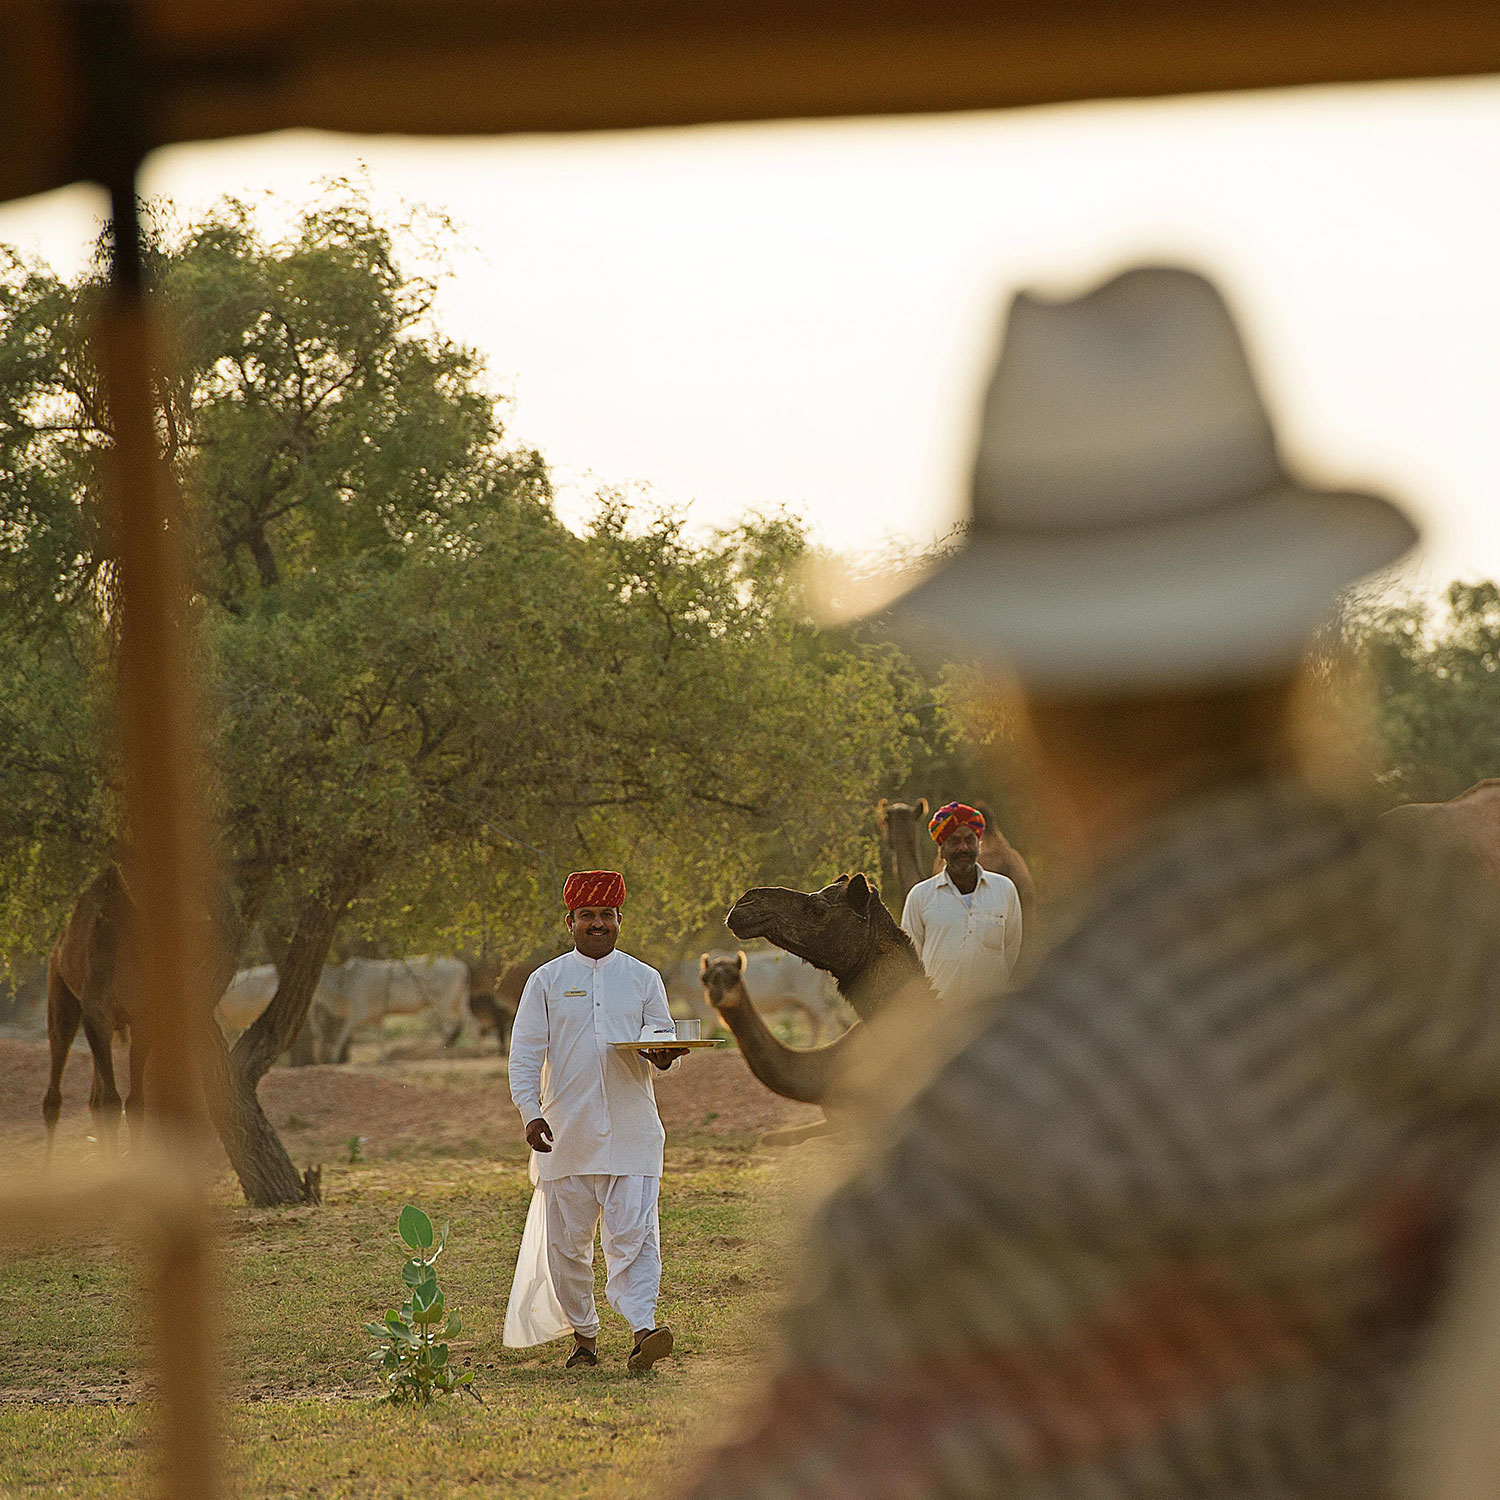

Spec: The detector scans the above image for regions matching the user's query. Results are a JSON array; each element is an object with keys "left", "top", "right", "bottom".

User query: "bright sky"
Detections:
[{"left": 2, "top": 76, "right": 1498, "bottom": 587}]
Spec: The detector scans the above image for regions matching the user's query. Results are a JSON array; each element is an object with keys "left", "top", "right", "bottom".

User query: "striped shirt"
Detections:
[{"left": 683, "top": 777, "right": 1500, "bottom": 1500}]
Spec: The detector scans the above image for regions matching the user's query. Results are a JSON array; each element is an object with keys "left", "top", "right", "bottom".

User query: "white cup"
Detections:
[{"left": 674, "top": 1019, "right": 702, "bottom": 1041}]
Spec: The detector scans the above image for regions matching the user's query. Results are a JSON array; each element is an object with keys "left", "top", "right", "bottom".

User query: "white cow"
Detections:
[
  {"left": 311, "top": 955, "right": 472, "bottom": 1063},
  {"left": 216, "top": 963, "right": 280, "bottom": 1034}
]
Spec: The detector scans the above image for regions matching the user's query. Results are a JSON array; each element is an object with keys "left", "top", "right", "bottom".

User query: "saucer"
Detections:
[{"left": 609, "top": 1039, "right": 725, "bottom": 1051}]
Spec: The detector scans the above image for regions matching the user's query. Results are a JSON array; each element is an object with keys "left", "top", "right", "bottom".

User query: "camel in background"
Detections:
[
  {"left": 42, "top": 865, "right": 146, "bottom": 1160},
  {"left": 709, "top": 873, "right": 936, "bottom": 1108},
  {"left": 697, "top": 951, "right": 827, "bottom": 1049},
  {"left": 876, "top": 799, "right": 929, "bottom": 909},
  {"left": 43, "top": 862, "right": 250, "bottom": 1157}
]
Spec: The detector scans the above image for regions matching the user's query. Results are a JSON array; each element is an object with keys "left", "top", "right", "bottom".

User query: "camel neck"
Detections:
[{"left": 841, "top": 937, "right": 927, "bottom": 1020}]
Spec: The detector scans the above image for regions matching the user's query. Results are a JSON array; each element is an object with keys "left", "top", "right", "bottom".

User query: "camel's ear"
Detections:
[
  {"left": 917, "top": 797, "right": 929, "bottom": 819},
  {"left": 875, "top": 798, "right": 889, "bottom": 832},
  {"left": 735, "top": 950, "right": 747, "bottom": 974},
  {"left": 698, "top": 953, "right": 710, "bottom": 978},
  {"left": 846, "top": 873, "right": 875, "bottom": 917}
]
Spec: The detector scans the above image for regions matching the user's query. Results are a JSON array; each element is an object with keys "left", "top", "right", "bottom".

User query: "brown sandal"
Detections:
[
  {"left": 565, "top": 1342, "right": 598, "bottom": 1368},
  {"left": 627, "top": 1326, "right": 673, "bottom": 1373}
]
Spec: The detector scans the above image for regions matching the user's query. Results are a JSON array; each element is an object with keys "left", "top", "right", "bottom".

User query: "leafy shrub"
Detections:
[{"left": 364, "top": 1204, "right": 479, "bottom": 1404}]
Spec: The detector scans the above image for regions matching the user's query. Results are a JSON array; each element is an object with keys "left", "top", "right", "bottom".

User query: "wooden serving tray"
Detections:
[{"left": 609, "top": 1039, "right": 726, "bottom": 1051}]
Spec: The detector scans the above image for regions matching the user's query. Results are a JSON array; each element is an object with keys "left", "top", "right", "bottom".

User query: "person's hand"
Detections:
[
  {"left": 643, "top": 1047, "right": 689, "bottom": 1069},
  {"left": 525, "top": 1117, "right": 553, "bottom": 1152}
]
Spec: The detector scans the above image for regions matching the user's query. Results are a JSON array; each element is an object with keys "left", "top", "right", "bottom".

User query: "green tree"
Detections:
[
  {"left": 1, "top": 188, "right": 914, "bottom": 1203},
  {"left": 1345, "top": 581, "right": 1500, "bottom": 804},
  {"left": 1, "top": 191, "right": 582, "bottom": 1201},
  {"left": 560, "top": 504, "right": 907, "bottom": 946},
  {"left": 0, "top": 629, "right": 111, "bottom": 966}
]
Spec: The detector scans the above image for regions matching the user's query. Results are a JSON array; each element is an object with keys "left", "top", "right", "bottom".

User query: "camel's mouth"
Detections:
[{"left": 725, "top": 896, "right": 768, "bottom": 941}]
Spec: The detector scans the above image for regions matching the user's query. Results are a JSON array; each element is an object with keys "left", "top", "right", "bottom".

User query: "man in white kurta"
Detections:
[
  {"left": 901, "top": 801, "right": 1023, "bottom": 1006},
  {"left": 507, "top": 869, "right": 684, "bottom": 1371}
]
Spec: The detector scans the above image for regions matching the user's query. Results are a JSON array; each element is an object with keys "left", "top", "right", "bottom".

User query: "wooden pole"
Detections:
[{"left": 101, "top": 173, "right": 220, "bottom": 1500}]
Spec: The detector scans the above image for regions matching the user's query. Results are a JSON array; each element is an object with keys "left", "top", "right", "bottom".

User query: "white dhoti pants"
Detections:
[{"left": 543, "top": 1174, "right": 661, "bottom": 1337}]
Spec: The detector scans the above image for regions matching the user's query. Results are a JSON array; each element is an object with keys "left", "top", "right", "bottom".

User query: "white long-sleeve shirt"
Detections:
[
  {"left": 508, "top": 948, "right": 676, "bottom": 1180},
  {"left": 900, "top": 865, "right": 1023, "bottom": 1006}
]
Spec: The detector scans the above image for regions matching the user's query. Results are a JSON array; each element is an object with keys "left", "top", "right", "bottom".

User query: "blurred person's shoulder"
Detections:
[
  {"left": 1360, "top": 783, "right": 1500, "bottom": 992},
  {"left": 1370, "top": 780, "right": 1500, "bottom": 898},
  {"left": 1357, "top": 783, "right": 1500, "bottom": 1091}
]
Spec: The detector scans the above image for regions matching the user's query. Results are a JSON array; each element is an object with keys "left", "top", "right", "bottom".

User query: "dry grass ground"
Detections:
[{"left": 0, "top": 1040, "right": 838, "bottom": 1499}]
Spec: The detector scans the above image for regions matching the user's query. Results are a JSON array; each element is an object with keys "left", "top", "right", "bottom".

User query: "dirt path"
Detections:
[{"left": 0, "top": 1038, "right": 821, "bottom": 1168}]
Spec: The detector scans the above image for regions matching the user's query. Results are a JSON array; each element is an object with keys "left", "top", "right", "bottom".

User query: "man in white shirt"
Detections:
[
  {"left": 507, "top": 869, "right": 685, "bottom": 1371},
  {"left": 900, "top": 801, "right": 1023, "bottom": 1005}
]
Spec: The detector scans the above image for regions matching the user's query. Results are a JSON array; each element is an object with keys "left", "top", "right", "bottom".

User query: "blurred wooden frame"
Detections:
[
  {"left": 1, "top": 3, "right": 1498, "bottom": 1499},
  {"left": 3, "top": 3, "right": 1500, "bottom": 204}
]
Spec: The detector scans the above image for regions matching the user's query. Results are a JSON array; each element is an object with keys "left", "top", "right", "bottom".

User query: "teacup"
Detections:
[{"left": 674, "top": 1019, "right": 702, "bottom": 1041}]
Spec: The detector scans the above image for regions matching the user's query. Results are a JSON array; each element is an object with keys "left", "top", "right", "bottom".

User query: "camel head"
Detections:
[
  {"left": 875, "top": 800, "right": 929, "bottom": 907},
  {"left": 972, "top": 801, "right": 1015, "bottom": 861},
  {"left": 729, "top": 876, "right": 894, "bottom": 990},
  {"left": 876, "top": 798, "right": 928, "bottom": 847},
  {"left": 698, "top": 950, "right": 748, "bottom": 1011}
]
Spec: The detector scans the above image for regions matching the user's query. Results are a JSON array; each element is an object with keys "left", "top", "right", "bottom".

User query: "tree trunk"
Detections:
[
  {"left": 285, "top": 1017, "right": 317, "bottom": 1067},
  {"left": 245, "top": 523, "right": 280, "bottom": 589},
  {"left": 200, "top": 1022, "right": 320, "bottom": 1206},
  {"left": 204, "top": 893, "right": 347, "bottom": 1206},
  {"left": 252, "top": 915, "right": 319, "bottom": 1068}
]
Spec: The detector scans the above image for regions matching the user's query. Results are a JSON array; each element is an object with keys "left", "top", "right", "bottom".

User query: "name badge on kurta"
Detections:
[{"left": 563, "top": 988, "right": 587, "bottom": 998}]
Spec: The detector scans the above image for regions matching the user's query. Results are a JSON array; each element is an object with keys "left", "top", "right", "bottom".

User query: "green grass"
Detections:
[{"left": 0, "top": 1142, "right": 799, "bottom": 1498}]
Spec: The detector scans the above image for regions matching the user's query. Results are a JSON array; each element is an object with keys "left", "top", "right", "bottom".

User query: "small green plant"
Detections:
[
  {"left": 364, "top": 1205, "right": 479, "bottom": 1404},
  {"left": 346, "top": 1134, "right": 366, "bottom": 1164}
]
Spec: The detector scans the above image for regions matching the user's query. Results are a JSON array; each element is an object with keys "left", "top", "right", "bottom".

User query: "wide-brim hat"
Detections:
[{"left": 875, "top": 267, "right": 1418, "bottom": 690}]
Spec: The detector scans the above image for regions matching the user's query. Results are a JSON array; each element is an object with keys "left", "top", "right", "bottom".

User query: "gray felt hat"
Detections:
[{"left": 881, "top": 266, "right": 1418, "bottom": 689}]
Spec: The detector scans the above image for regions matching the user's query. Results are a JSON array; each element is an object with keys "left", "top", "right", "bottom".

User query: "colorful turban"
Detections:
[
  {"left": 563, "top": 870, "right": 626, "bottom": 912},
  {"left": 928, "top": 802, "right": 986, "bottom": 845}
]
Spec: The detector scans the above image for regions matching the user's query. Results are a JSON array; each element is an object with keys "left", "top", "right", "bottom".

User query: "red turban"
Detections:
[
  {"left": 563, "top": 870, "right": 626, "bottom": 911},
  {"left": 928, "top": 802, "right": 985, "bottom": 845}
]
